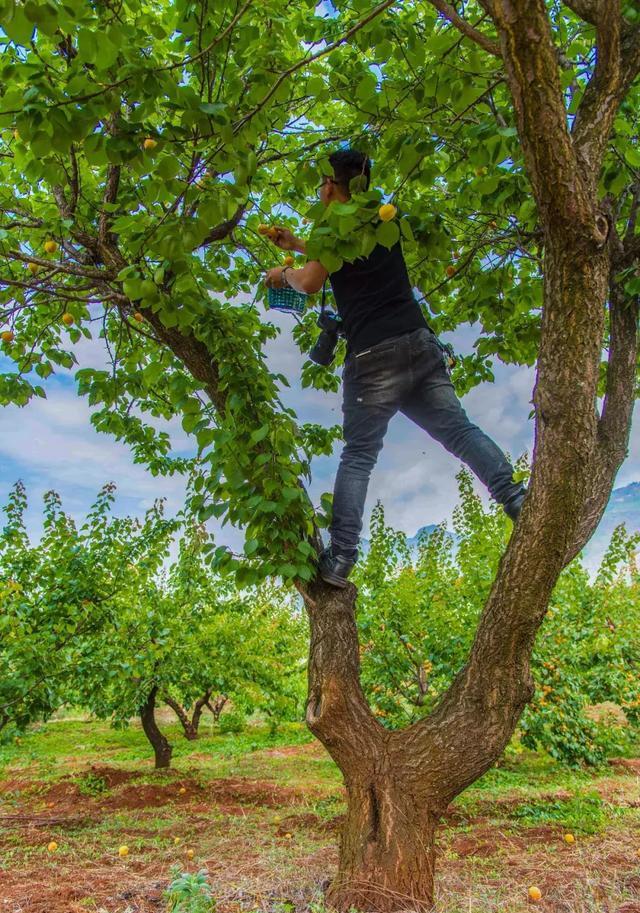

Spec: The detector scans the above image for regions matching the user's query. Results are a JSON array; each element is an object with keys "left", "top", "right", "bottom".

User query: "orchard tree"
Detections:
[
  {"left": 160, "top": 526, "right": 307, "bottom": 741},
  {"left": 0, "top": 481, "right": 175, "bottom": 734},
  {"left": 354, "top": 474, "right": 640, "bottom": 766},
  {"left": 72, "top": 518, "right": 306, "bottom": 767},
  {"left": 1, "top": 1, "right": 639, "bottom": 909}
]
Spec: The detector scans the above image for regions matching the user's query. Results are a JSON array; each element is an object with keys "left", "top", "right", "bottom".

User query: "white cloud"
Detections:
[{"left": 1, "top": 308, "right": 638, "bottom": 560}]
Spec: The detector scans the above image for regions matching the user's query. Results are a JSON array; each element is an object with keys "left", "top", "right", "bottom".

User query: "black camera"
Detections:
[{"left": 309, "top": 310, "right": 343, "bottom": 366}]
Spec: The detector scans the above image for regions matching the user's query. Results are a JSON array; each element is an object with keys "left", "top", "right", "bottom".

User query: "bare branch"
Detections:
[
  {"left": 620, "top": 22, "right": 640, "bottom": 96},
  {"left": 423, "top": 0, "right": 502, "bottom": 57}
]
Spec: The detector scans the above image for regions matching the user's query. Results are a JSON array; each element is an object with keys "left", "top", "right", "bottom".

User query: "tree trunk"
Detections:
[
  {"left": 190, "top": 690, "right": 212, "bottom": 736},
  {"left": 326, "top": 777, "right": 437, "bottom": 912},
  {"left": 164, "top": 694, "right": 199, "bottom": 740},
  {"left": 140, "top": 686, "right": 173, "bottom": 769}
]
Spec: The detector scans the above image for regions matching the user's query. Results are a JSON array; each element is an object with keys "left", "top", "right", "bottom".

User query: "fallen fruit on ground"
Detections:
[
  {"left": 173, "top": 837, "right": 180, "bottom": 845},
  {"left": 143, "top": 138, "right": 157, "bottom": 150},
  {"left": 44, "top": 240, "right": 58, "bottom": 254},
  {"left": 47, "top": 841, "right": 58, "bottom": 852},
  {"left": 1, "top": 330, "right": 14, "bottom": 343},
  {"left": 62, "top": 313, "right": 74, "bottom": 326},
  {"left": 379, "top": 203, "right": 397, "bottom": 222},
  {"left": 528, "top": 886, "right": 542, "bottom": 902},
  {"left": 564, "top": 833, "right": 575, "bottom": 844},
  {"left": 178, "top": 786, "right": 186, "bottom": 794},
  {"left": 118, "top": 845, "right": 129, "bottom": 857},
  {"left": 186, "top": 849, "right": 194, "bottom": 859}
]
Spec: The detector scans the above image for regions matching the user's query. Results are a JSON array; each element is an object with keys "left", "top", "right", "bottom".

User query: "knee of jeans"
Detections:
[{"left": 341, "top": 440, "right": 382, "bottom": 471}]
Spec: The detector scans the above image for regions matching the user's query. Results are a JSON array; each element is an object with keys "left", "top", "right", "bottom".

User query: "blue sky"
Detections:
[{"left": 2, "top": 309, "right": 639, "bottom": 558}]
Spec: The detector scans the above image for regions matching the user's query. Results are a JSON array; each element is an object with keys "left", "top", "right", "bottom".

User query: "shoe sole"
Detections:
[{"left": 319, "top": 568, "right": 349, "bottom": 589}]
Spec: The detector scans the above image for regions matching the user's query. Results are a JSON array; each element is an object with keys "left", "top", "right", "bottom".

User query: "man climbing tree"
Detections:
[
  {"left": 265, "top": 148, "right": 526, "bottom": 587},
  {"left": 0, "top": 0, "right": 639, "bottom": 910}
]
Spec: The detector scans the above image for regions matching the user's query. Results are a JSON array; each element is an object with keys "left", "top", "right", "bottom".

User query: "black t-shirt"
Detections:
[{"left": 328, "top": 242, "right": 429, "bottom": 354}]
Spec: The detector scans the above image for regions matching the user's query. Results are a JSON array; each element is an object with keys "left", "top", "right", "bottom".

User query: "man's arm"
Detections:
[
  {"left": 285, "top": 260, "right": 328, "bottom": 294},
  {"left": 266, "top": 227, "right": 328, "bottom": 293}
]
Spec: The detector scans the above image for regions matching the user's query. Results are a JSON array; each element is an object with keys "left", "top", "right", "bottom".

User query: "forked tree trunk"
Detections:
[
  {"left": 164, "top": 690, "right": 212, "bottom": 740},
  {"left": 140, "top": 686, "right": 173, "bottom": 769},
  {"left": 300, "top": 222, "right": 636, "bottom": 909},
  {"left": 295, "top": 4, "right": 640, "bottom": 907},
  {"left": 206, "top": 694, "right": 228, "bottom": 722}
]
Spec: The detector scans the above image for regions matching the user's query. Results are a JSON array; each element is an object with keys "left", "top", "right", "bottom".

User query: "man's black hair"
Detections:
[{"left": 329, "top": 148, "right": 371, "bottom": 192}]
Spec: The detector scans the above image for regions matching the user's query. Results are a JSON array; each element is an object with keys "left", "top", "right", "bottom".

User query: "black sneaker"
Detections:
[
  {"left": 504, "top": 491, "right": 526, "bottom": 523},
  {"left": 318, "top": 547, "right": 356, "bottom": 589}
]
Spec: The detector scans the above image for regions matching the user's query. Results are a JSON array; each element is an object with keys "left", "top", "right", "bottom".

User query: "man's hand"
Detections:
[
  {"left": 264, "top": 266, "right": 286, "bottom": 288},
  {"left": 271, "top": 227, "right": 303, "bottom": 252}
]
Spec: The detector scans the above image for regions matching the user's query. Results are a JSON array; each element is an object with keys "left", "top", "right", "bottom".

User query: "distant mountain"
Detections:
[
  {"left": 582, "top": 481, "right": 640, "bottom": 570},
  {"left": 360, "top": 483, "right": 640, "bottom": 571}
]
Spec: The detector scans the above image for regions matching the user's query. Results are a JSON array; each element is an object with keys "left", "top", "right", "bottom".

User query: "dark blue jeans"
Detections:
[{"left": 330, "top": 328, "right": 525, "bottom": 558}]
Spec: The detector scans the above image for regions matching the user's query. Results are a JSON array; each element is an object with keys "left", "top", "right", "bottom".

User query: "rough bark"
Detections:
[
  {"left": 140, "top": 686, "right": 173, "bottom": 769},
  {"left": 326, "top": 776, "right": 438, "bottom": 913}
]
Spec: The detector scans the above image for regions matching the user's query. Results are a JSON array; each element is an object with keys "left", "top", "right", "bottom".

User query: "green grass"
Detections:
[{"left": 1, "top": 715, "right": 639, "bottom": 913}]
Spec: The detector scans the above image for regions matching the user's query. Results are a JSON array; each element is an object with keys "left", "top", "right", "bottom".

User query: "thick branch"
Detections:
[
  {"left": 489, "top": 0, "right": 591, "bottom": 237},
  {"left": 564, "top": 275, "right": 639, "bottom": 563},
  {"left": 424, "top": 1, "right": 502, "bottom": 57},
  {"left": 562, "top": 0, "right": 599, "bottom": 26},
  {"left": 164, "top": 694, "right": 192, "bottom": 733},
  {"left": 303, "top": 580, "right": 382, "bottom": 772},
  {"left": 572, "top": 2, "right": 623, "bottom": 178},
  {"left": 620, "top": 22, "right": 640, "bottom": 97}
]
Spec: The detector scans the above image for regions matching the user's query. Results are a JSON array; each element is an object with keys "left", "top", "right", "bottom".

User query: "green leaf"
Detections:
[
  {"left": 318, "top": 250, "right": 343, "bottom": 273},
  {"left": 376, "top": 220, "right": 400, "bottom": 249},
  {"left": 250, "top": 424, "right": 270, "bottom": 445},
  {"left": 4, "top": 7, "right": 35, "bottom": 44}
]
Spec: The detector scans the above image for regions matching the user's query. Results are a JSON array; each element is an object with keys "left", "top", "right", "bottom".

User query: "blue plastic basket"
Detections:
[{"left": 267, "top": 285, "right": 307, "bottom": 314}]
